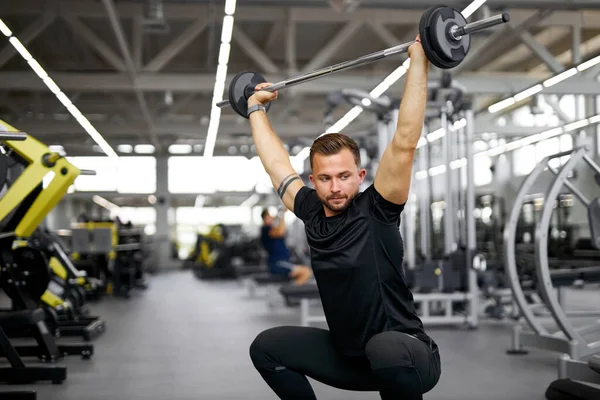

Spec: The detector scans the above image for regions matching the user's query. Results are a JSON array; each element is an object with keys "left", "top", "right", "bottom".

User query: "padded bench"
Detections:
[
  {"left": 279, "top": 283, "right": 325, "bottom": 327},
  {"left": 244, "top": 272, "right": 292, "bottom": 305},
  {"left": 550, "top": 266, "right": 600, "bottom": 287}
]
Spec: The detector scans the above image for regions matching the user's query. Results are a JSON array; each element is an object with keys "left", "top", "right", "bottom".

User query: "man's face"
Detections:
[
  {"left": 309, "top": 149, "right": 366, "bottom": 216},
  {"left": 263, "top": 214, "right": 274, "bottom": 225}
]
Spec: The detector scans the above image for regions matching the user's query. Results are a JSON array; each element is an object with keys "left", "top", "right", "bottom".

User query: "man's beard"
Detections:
[{"left": 319, "top": 190, "right": 358, "bottom": 214}]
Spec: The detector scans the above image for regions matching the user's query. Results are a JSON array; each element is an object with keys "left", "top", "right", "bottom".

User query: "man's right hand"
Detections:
[{"left": 248, "top": 82, "right": 279, "bottom": 107}]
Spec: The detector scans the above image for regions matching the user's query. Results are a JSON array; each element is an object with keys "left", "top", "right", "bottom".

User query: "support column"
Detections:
[
  {"left": 442, "top": 106, "right": 454, "bottom": 255},
  {"left": 419, "top": 125, "right": 431, "bottom": 262},
  {"left": 155, "top": 156, "right": 173, "bottom": 270}
]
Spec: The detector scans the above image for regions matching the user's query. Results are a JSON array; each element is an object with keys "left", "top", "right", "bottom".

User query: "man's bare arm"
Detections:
[
  {"left": 374, "top": 38, "right": 429, "bottom": 205},
  {"left": 248, "top": 85, "right": 304, "bottom": 212}
]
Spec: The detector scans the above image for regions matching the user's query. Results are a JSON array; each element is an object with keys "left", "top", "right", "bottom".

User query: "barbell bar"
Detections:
[{"left": 216, "top": 5, "right": 510, "bottom": 119}]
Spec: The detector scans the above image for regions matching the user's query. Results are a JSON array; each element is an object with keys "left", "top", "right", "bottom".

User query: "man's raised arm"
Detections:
[
  {"left": 248, "top": 84, "right": 304, "bottom": 212},
  {"left": 374, "top": 36, "right": 429, "bottom": 206}
]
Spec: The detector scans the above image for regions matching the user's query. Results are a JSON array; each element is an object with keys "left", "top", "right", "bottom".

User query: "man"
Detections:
[
  {"left": 246, "top": 36, "right": 440, "bottom": 400},
  {"left": 260, "top": 207, "right": 312, "bottom": 285}
]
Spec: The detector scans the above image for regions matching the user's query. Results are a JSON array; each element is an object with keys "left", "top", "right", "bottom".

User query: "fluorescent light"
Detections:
[
  {"left": 1, "top": 18, "right": 116, "bottom": 158},
  {"left": 27, "top": 59, "right": 47, "bottom": 79},
  {"left": 225, "top": 0, "right": 237, "bottom": 15},
  {"left": 216, "top": 64, "right": 228, "bottom": 84},
  {"left": 514, "top": 84, "right": 543, "bottom": 102},
  {"left": 117, "top": 144, "right": 133, "bottom": 153},
  {"left": 325, "top": 106, "right": 363, "bottom": 133},
  {"left": 450, "top": 158, "right": 467, "bottom": 169},
  {"left": 55, "top": 92, "right": 72, "bottom": 108},
  {"left": 543, "top": 68, "right": 577, "bottom": 88},
  {"left": 416, "top": 137, "right": 427, "bottom": 149},
  {"left": 427, "top": 128, "right": 445, "bottom": 142},
  {"left": 539, "top": 127, "right": 564, "bottom": 139},
  {"left": 577, "top": 55, "right": 600, "bottom": 72},
  {"left": 429, "top": 165, "right": 446, "bottom": 177},
  {"left": 218, "top": 43, "right": 231, "bottom": 65},
  {"left": 0, "top": 18, "right": 13, "bottom": 37},
  {"left": 168, "top": 144, "right": 193, "bottom": 154},
  {"left": 462, "top": 0, "right": 487, "bottom": 19},
  {"left": 415, "top": 170, "right": 428, "bottom": 180},
  {"left": 221, "top": 16, "right": 234, "bottom": 43},
  {"left": 9, "top": 37, "right": 32, "bottom": 61},
  {"left": 43, "top": 77, "right": 61, "bottom": 94},
  {"left": 135, "top": 144, "right": 155, "bottom": 154},
  {"left": 564, "top": 119, "right": 589, "bottom": 132},
  {"left": 488, "top": 97, "right": 516, "bottom": 113},
  {"left": 588, "top": 114, "right": 600, "bottom": 124}
]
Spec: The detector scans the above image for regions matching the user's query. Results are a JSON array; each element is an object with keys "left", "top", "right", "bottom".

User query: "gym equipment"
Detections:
[
  {"left": 27, "top": 229, "right": 106, "bottom": 341},
  {"left": 546, "top": 355, "right": 600, "bottom": 400},
  {"left": 0, "top": 121, "right": 94, "bottom": 362},
  {"left": 280, "top": 283, "right": 322, "bottom": 327},
  {"left": 216, "top": 5, "right": 510, "bottom": 118},
  {"left": 0, "top": 127, "right": 52, "bottom": 397},
  {"left": 505, "top": 146, "right": 600, "bottom": 360}
]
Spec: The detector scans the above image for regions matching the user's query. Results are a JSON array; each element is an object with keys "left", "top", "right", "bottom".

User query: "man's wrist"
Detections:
[{"left": 247, "top": 104, "right": 267, "bottom": 117}]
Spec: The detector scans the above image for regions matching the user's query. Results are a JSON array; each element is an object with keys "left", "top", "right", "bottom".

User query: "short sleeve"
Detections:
[
  {"left": 367, "top": 185, "right": 405, "bottom": 225},
  {"left": 293, "top": 186, "right": 321, "bottom": 222}
]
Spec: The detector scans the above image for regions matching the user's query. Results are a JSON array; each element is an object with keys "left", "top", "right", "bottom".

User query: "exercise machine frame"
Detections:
[{"left": 505, "top": 146, "right": 600, "bottom": 359}]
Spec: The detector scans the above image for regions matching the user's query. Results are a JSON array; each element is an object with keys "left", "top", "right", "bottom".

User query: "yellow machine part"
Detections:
[
  {"left": 49, "top": 257, "right": 68, "bottom": 281},
  {"left": 0, "top": 120, "right": 81, "bottom": 238},
  {"left": 41, "top": 290, "right": 66, "bottom": 309}
]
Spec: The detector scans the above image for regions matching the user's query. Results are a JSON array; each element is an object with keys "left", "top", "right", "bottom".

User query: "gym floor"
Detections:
[{"left": 7, "top": 272, "right": 597, "bottom": 400}]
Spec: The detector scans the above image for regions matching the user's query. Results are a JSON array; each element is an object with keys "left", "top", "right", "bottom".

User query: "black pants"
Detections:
[{"left": 249, "top": 326, "right": 441, "bottom": 400}]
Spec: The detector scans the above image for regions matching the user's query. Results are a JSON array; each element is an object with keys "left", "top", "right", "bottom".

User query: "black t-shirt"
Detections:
[{"left": 293, "top": 183, "right": 433, "bottom": 356}]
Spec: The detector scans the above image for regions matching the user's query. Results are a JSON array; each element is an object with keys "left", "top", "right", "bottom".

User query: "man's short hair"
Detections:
[
  {"left": 261, "top": 208, "right": 270, "bottom": 220},
  {"left": 309, "top": 133, "right": 361, "bottom": 170}
]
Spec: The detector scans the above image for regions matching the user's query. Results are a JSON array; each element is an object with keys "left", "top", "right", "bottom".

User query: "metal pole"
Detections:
[
  {"left": 442, "top": 108, "right": 454, "bottom": 255},
  {"left": 419, "top": 126, "right": 431, "bottom": 261},
  {"left": 465, "top": 107, "right": 478, "bottom": 328}
]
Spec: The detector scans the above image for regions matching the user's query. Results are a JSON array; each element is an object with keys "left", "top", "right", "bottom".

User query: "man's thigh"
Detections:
[{"left": 251, "top": 326, "right": 379, "bottom": 392}]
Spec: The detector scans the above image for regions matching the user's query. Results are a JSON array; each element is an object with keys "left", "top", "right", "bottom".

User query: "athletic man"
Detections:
[
  {"left": 246, "top": 36, "right": 441, "bottom": 399},
  {"left": 260, "top": 207, "right": 312, "bottom": 285}
]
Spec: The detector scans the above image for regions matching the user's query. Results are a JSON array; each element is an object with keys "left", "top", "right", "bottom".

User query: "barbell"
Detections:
[{"left": 216, "top": 5, "right": 510, "bottom": 119}]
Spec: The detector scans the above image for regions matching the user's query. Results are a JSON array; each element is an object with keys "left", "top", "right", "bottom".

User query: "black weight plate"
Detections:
[
  {"left": 420, "top": 5, "right": 468, "bottom": 69},
  {"left": 419, "top": 5, "right": 454, "bottom": 69},
  {"left": 0, "top": 153, "right": 7, "bottom": 191},
  {"left": 12, "top": 247, "right": 51, "bottom": 300},
  {"left": 228, "top": 71, "right": 272, "bottom": 119},
  {"left": 430, "top": 7, "right": 470, "bottom": 64}
]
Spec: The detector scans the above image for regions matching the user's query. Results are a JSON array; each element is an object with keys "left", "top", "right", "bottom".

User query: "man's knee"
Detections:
[
  {"left": 366, "top": 331, "right": 436, "bottom": 396},
  {"left": 249, "top": 327, "right": 286, "bottom": 369}
]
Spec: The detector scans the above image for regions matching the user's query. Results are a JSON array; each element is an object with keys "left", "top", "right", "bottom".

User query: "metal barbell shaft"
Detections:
[
  {"left": 216, "top": 13, "right": 509, "bottom": 109},
  {"left": 0, "top": 132, "right": 27, "bottom": 141}
]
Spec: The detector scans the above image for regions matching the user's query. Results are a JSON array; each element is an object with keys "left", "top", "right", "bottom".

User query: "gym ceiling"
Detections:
[{"left": 1, "top": 0, "right": 599, "bottom": 158}]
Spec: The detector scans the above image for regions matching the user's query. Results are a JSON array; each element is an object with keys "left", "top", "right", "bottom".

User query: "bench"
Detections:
[{"left": 280, "top": 283, "right": 324, "bottom": 327}]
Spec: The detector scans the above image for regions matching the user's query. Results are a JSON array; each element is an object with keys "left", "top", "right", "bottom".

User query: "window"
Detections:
[
  {"left": 169, "top": 156, "right": 272, "bottom": 194},
  {"left": 514, "top": 145, "right": 536, "bottom": 176},
  {"left": 116, "top": 157, "right": 156, "bottom": 194},
  {"left": 68, "top": 157, "right": 118, "bottom": 192},
  {"left": 115, "top": 207, "right": 157, "bottom": 225},
  {"left": 474, "top": 155, "right": 493, "bottom": 187},
  {"left": 558, "top": 95, "right": 577, "bottom": 121}
]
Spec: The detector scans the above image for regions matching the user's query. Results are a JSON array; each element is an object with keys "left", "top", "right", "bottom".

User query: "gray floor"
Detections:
[{"left": 3, "top": 271, "right": 584, "bottom": 399}]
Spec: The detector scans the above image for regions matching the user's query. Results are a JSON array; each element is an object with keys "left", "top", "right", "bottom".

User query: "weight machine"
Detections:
[
  {"left": 504, "top": 145, "right": 600, "bottom": 361},
  {"left": 407, "top": 88, "right": 480, "bottom": 328}
]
